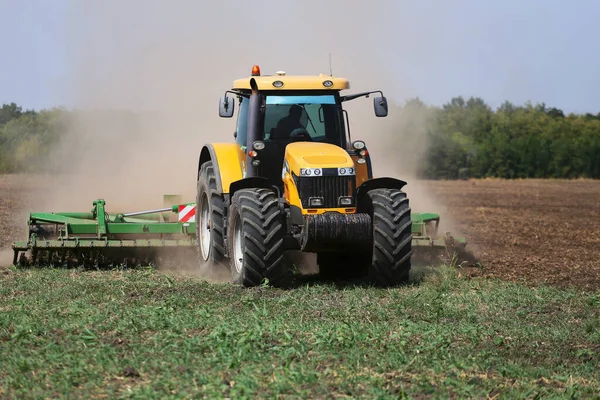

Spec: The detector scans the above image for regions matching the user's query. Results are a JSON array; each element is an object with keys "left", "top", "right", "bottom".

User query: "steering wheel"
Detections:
[{"left": 290, "top": 127, "right": 312, "bottom": 141}]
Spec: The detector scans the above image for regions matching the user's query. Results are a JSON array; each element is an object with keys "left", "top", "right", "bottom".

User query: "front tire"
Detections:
[
  {"left": 227, "top": 188, "right": 291, "bottom": 287},
  {"left": 365, "top": 188, "right": 413, "bottom": 286}
]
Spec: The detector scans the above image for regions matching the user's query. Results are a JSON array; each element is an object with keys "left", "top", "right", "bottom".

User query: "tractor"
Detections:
[{"left": 197, "top": 65, "right": 441, "bottom": 287}]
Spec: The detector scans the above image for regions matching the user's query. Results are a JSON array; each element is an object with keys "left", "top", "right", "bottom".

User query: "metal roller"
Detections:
[{"left": 300, "top": 212, "right": 372, "bottom": 252}]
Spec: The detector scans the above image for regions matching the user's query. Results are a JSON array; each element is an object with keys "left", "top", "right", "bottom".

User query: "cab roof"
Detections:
[{"left": 232, "top": 73, "right": 350, "bottom": 91}]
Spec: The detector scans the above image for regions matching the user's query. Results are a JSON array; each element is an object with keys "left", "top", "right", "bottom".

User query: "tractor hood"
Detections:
[{"left": 284, "top": 142, "right": 354, "bottom": 174}]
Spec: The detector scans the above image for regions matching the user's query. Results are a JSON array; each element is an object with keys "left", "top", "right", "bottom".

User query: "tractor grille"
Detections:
[{"left": 294, "top": 175, "right": 355, "bottom": 208}]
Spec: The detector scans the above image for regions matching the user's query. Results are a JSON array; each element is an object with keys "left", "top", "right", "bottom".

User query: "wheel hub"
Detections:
[
  {"left": 199, "top": 194, "right": 211, "bottom": 261},
  {"left": 233, "top": 215, "right": 243, "bottom": 274}
]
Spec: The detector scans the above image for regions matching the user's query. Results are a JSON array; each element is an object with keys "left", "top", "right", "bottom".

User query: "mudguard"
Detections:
[
  {"left": 355, "top": 177, "right": 408, "bottom": 211},
  {"left": 197, "top": 143, "right": 244, "bottom": 193}
]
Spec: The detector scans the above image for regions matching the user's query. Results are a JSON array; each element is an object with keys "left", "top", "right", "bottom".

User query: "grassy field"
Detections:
[{"left": 1, "top": 265, "right": 598, "bottom": 399}]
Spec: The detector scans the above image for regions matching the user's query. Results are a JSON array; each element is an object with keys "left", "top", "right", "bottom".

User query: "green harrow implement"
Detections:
[
  {"left": 11, "top": 198, "right": 197, "bottom": 268},
  {"left": 12, "top": 197, "right": 469, "bottom": 268}
]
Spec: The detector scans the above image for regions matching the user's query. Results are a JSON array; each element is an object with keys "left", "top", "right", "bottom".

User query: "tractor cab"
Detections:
[
  {"left": 219, "top": 65, "right": 388, "bottom": 190},
  {"left": 233, "top": 90, "right": 348, "bottom": 188}
]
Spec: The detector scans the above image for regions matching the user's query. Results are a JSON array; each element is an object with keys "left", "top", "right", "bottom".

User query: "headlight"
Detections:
[
  {"left": 338, "top": 196, "right": 353, "bottom": 206},
  {"left": 300, "top": 168, "right": 322, "bottom": 176},
  {"left": 352, "top": 140, "right": 366, "bottom": 150},
  {"left": 309, "top": 197, "right": 324, "bottom": 207},
  {"left": 253, "top": 140, "right": 265, "bottom": 150},
  {"left": 338, "top": 167, "right": 355, "bottom": 176}
]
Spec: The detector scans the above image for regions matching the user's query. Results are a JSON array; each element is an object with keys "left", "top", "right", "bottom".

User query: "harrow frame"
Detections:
[{"left": 12, "top": 198, "right": 467, "bottom": 268}]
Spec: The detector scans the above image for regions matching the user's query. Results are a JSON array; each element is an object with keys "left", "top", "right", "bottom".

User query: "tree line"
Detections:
[
  {"left": 409, "top": 97, "right": 600, "bottom": 179},
  {"left": 1, "top": 98, "right": 599, "bottom": 178},
  {"left": 0, "top": 103, "right": 67, "bottom": 173}
]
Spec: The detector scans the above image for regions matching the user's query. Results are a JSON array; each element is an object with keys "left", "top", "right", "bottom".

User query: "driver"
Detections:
[{"left": 271, "top": 105, "right": 306, "bottom": 139}]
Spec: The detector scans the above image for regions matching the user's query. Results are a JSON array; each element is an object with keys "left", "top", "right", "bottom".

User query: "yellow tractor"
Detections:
[{"left": 195, "top": 65, "right": 462, "bottom": 287}]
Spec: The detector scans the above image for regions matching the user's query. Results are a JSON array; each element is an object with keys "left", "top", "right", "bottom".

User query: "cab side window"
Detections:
[{"left": 235, "top": 96, "right": 249, "bottom": 147}]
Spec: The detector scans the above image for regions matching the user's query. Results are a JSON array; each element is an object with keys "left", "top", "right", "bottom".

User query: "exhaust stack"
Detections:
[{"left": 246, "top": 77, "right": 260, "bottom": 178}]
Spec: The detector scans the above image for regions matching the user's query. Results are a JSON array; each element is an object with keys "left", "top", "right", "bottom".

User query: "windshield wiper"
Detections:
[{"left": 301, "top": 105, "right": 318, "bottom": 134}]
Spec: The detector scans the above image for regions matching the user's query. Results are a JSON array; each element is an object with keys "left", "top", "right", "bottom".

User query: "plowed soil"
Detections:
[
  {"left": 1, "top": 175, "right": 599, "bottom": 290},
  {"left": 418, "top": 179, "right": 600, "bottom": 291},
  {"left": 0, "top": 175, "right": 44, "bottom": 264}
]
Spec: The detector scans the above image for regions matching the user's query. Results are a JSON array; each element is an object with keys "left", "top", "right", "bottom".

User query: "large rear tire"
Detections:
[
  {"left": 227, "top": 188, "right": 291, "bottom": 288},
  {"left": 365, "top": 188, "right": 412, "bottom": 286},
  {"left": 196, "top": 161, "right": 226, "bottom": 274}
]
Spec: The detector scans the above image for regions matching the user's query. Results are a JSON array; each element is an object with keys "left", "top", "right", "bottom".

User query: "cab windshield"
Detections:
[{"left": 262, "top": 93, "right": 345, "bottom": 146}]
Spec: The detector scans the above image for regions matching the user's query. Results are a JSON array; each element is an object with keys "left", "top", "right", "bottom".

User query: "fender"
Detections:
[
  {"left": 356, "top": 177, "right": 408, "bottom": 211},
  {"left": 229, "top": 177, "right": 276, "bottom": 200},
  {"left": 197, "top": 143, "right": 244, "bottom": 193}
]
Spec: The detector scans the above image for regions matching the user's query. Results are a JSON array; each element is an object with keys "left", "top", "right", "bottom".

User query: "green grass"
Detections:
[{"left": 1, "top": 265, "right": 599, "bottom": 399}]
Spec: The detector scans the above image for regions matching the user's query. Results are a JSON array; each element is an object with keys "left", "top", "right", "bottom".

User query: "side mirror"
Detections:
[
  {"left": 219, "top": 96, "right": 235, "bottom": 118},
  {"left": 373, "top": 96, "right": 388, "bottom": 117}
]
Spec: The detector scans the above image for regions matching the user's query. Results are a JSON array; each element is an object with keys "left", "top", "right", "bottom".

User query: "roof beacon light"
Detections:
[{"left": 251, "top": 65, "right": 261, "bottom": 76}]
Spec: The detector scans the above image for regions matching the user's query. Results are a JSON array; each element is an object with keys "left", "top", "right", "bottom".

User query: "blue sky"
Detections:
[
  {"left": 0, "top": 0, "right": 71, "bottom": 110},
  {"left": 1, "top": 0, "right": 599, "bottom": 114}
]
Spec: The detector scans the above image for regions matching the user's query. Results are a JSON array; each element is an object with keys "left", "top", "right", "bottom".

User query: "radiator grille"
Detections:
[{"left": 294, "top": 175, "right": 355, "bottom": 208}]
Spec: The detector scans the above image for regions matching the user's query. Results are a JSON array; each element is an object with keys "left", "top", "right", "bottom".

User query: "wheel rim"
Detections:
[
  {"left": 199, "top": 193, "right": 211, "bottom": 261},
  {"left": 233, "top": 214, "right": 243, "bottom": 274}
]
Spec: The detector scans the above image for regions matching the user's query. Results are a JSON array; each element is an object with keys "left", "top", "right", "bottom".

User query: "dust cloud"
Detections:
[
  {"left": 0, "top": 250, "right": 13, "bottom": 267},
  {"left": 35, "top": 1, "right": 462, "bottom": 272},
  {"left": 364, "top": 104, "right": 463, "bottom": 236}
]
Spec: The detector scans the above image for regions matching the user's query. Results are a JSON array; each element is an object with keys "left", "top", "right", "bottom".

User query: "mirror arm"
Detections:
[
  {"left": 224, "top": 89, "right": 249, "bottom": 99},
  {"left": 222, "top": 90, "right": 247, "bottom": 108},
  {"left": 340, "top": 90, "right": 384, "bottom": 102}
]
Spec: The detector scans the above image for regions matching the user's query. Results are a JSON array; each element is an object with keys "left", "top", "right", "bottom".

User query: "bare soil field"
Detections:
[
  {"left": 420, "top": 179, "right": 600, "bottom": 291},
  {"left": 1, "top": 175, "right": 599, "bottom": 291},
  {"left": 0, "top": 175, "right": 44, "bottom": 264}
]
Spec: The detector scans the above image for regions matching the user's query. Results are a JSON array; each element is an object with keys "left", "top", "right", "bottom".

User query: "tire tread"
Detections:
[
  {"left": 368, "top": 188, "right": 412, "bottom": 286},
  {"left": 229, "top": 188, "right": 290, "bottom": 287},
  {"left": 196, "top": 162, "right": 226, "bottom": 264}
]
